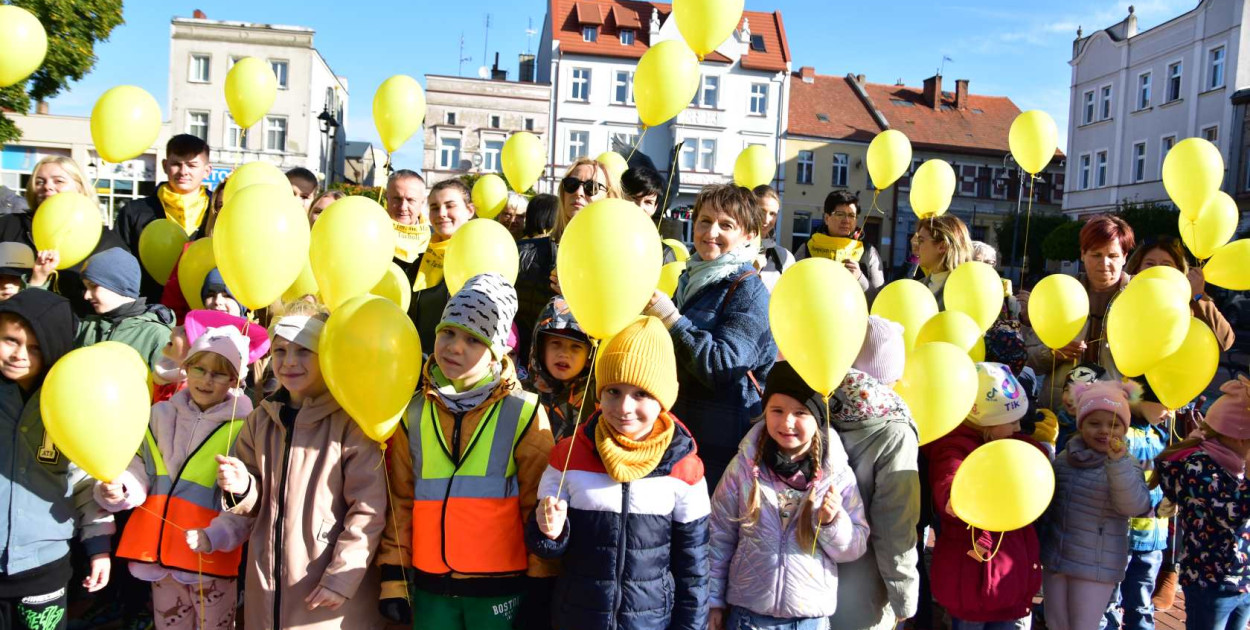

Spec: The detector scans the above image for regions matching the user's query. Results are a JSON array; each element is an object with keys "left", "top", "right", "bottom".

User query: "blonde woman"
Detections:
[
  {"left": 307, "top": 190, "right": 346, "bottom": 226},
  {"left": 25, "top": 155, "right": 91, "bottom": 211},
  {"left": 909, "top": 215, "right": 972, "bottom": 308}
]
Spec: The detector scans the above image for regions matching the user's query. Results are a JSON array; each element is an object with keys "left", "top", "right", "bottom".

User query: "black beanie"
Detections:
[{"left": 761, "top": 361, "right": 828, "bottom": 425}]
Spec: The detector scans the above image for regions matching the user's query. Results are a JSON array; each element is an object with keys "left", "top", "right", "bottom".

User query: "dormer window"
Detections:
[
  {"left": 620, "top": 29, "right": 635, "bottom": 45},
  {"left": 582, "top": 26, "right": 598, "bottom": 42},
  {"left": 750, "top": 34, "right": 766, "bottom": 51}
]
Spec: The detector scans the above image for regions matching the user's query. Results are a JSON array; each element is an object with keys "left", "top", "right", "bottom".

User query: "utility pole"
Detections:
[{"left": 483, "top": 14, "right": 492, "bottom": 72}]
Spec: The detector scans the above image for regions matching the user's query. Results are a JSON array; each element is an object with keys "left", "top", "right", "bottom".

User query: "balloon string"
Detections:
[
  {"left": 1021, "top": 174, "right": 1036, "bottom": 281},
  {"left": 811, "top": 394, "right": 832, "bottom": 556},
  {"left": 1048, "top": 349, "right": 1058, "bottom": 411},
  {"left": 657, "top": 150, "right": 680, "bottom": 230},
  {"left": 380, "top": 442, "right": 412, "bottom": 611},
  {"left": 378, "top": 153, "right": 392, "bottom": 205},
  {"left": 968, "top": 527, "right": 1004, "bottom": 562},
  {"left": 627, "top": 127, "right": 648, "bottom": 163},
  {"left": 226, "top": 316, "right": 253, "bottom": 458},
  {"left": 131, "top": 502, "right": 206, "bottom": 628},
  {"left": 555, "top": 338, "right": 600, "bottom": 500}
]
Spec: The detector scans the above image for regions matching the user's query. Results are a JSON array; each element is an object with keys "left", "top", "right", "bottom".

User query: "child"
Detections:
[
  {"left": 0, "top": 242, "right": 35, "bottom": 300},
  {"left": 926, "top": 362, "right": 1044, "bottom": 629},
  {"left": 75, "top": 247, "right": 174, "bottom": 369},
  {"left": 709, "top": 360, "right": 869, "bottom": 629},
  {"left": 1041, "top": 380, "right": 1152, "bottom": 630},
  {"left": 1155, "top": 375, "right": 1250, "bottom": 630},
  {"left": 527, "top": 315, "right": 710, "bottom": 630},
  {"left": 0, "top": 289, "right": 114, "bottom": 628},
  {"left": 287, "top": 167, "right": 319, "bottom": 211},
  {"left": 215, "top": 301, "right": 388, "bottom": 629},
  {"left": 527, "top": 296, "right": 592, "bottom": 440},
  {"left": 94, "top": 325, "right": 254, "bottom": 629},
  {"left": 200, "top": 268, "right": 245, "bottom": 317},
  {"left": 830, "top": 316, "right": 921, "bottom": 630},
  {"left": 378, "top": 272, "right": 554, "bottom": 629},
  {"left": 1054, "top": 362, "right": 1108, "bottom": 454}
]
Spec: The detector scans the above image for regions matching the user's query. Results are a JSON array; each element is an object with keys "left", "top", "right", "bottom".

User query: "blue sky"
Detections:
[{"left": 43, "top": 0, "right": 1198, "bottom": 170}]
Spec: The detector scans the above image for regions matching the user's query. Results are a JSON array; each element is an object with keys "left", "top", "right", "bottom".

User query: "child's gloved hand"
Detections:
[
  {"left": 185, "top": 529, "right": 213, "bottom": 554},
  {"left": 98, "top": 480, "right": 126, "bottom": 503},
  {"left": 816, "top": 489, "right": 843, "bottom": 527},
  {"left": 378, "top": 597, "right": 412, "bottom": 624},
  {"left": 537, "top": 495, "right": 567, "bottom": 540},
  {"left": 215, "top": 454, "right": 250, "bottom": 494},
  {"left": 83, "top": 553, "right": 110, "bottom": 593}
]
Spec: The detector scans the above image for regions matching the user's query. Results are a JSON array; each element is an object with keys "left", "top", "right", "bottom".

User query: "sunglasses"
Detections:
[{"left": 561, "top": 177, "right": 607, "bottom": 197}]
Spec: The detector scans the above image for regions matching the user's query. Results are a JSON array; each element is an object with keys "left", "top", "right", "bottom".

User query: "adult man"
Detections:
[
  {"left": 385, "top": 169, "right": 430, "bottom": 282},
  {"left": 795, "top": 190, "right": 885, "bottom": 294},
  {"left": 113, "top": 134, "right": 214, "bottom": 302},
  {"left": 408, "top": 179, "right": 476, "bottom": 351}
]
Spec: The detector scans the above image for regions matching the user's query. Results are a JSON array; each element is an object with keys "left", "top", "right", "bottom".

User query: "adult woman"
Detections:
[
  {"left": 306, "top": 190, "right": 345, "bottom": 226},
  {"left": 643, "top": 184, "right": 777, "bottom": 488},
  {"left": 910, "top": 215, "right": 972, "bottom": 308},
  {"left": 496, "top": 192, "right": 528, "bottom": 240},
  {"left": 1125, "top": 236, "right": 1234, "bottom": 351},
  {"left": 25, "top": 156, "right": 93, "bottom": 213},
  {"left": 523, "top": 194, "right": 559, "bottom": 239},
  {"left": 515, "top": 158, "right": 617, "bottom": 359}
]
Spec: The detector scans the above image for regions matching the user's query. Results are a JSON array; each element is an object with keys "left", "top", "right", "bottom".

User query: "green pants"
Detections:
[{"left": 411, "top": 588, "right": 522, "bottom": 630}]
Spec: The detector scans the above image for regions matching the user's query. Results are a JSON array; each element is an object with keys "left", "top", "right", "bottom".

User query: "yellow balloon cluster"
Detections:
[
  {"left": 1145, "top": 317, "right": 1219, "bottom": 410},
  {"left": 1205, "top": 239, "right": 1250, "bottom": 291},
  {"left": 770, "top": 258, "right": 868, "bottom": 396},
  {"left": 1008, "top": 110, "right": 1059, "bottom": 175},
  {"left": 944, "top": 261, "right": 1003, "bottom": 333},
  {"left": 1106, "top": 277, "right": 1189, "bottom": 377},
  {"left": 283, "top": 261, "right": 319, "bottom": 303},
  {"left": 1027, "top": 274, "right": 1089, "bottom": 349},
  {"left": 310, "top": 196, "right": 395, "bottom": 311},
  {"left": 502, "top": 132, "right": 546, "bottom": 194},
  {"left": 672, "top": 0, "right": 745, "bottom": 59},
  {"left": 213, "top": 184, "right": 311, "bottom": 310},
  {"left": 471, "top": 174, "right": 509, "bottom": 220},
  {"left": 373, "top": 75, "right": 426, "bottom": 154},
  {"left": 916, "top": 311, "right": 985, "bottom": 362},
  {"left": 222, "top": 161, "right": 290, "bottom": 207},
  {"left": 370, "top": 263, "right": 411, "bottom": 312},
  {"left": 896, "top": 341, "right": 978, "bottom": 445},
  {"left": 952, "top": 439, "right": 1055, "bottom": 532},
  {"left": 1181, "top": 191, "right": 1238, "bottom": 260},
  {"left": 91, "top": 86, "right": 162, "bottom": 164},
  {"left": 444, "top": 219, "right": 520, "bottom": 295},
  {"left": 634, "top": 40, "right": 701, "bottom": 128},
  {"left": 871, "top": 280, "right": 940, "bottom": 354},
  {"left": 32, "top": 192, "right": 102, "bottom": 269},
  {"left": 138, "top": 219, "right": 190, "bottom": 285},
  {"left": 177, "top": 237, "right": 216, "bottom": 310},
  {"left": 1163, "top": 138, "right": 1223, "bottom": 221},
  {"left": 224, "top": 57, "right": 277, "bottom": 129},
  {"left": 0, "top": 5, "right": 47, "bottom": 88},
  {"left": 733, "top": 145, "right": 776, "bottom": 189},
  {"left": 867, "top": 130, "right": 912, "bottom": 191},
  {"left": 909, "top": 160, "right": 955, "bottom": 219}
]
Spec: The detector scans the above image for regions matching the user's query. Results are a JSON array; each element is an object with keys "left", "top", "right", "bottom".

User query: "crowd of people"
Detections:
[{"left": 0, "top": 132, "right": 1244, "bottom": 630}]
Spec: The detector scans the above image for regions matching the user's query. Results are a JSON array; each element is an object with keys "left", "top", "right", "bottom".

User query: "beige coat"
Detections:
[{"left": 229, "top": 390, "right": 388, "bottom": 630}]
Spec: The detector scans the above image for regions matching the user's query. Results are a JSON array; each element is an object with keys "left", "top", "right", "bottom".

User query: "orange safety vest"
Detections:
[
  {"left": 117, "top": 421, "right": 243, "bottom": 578},
  {"left": 408, "top": 392, "right": 538, "bottom": 576}
]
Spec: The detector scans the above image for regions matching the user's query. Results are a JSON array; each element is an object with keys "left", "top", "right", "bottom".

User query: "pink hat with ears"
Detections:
[
  {"left": 1072, "top": 380, "right": 1142, "bottom": 428},
  {"left": 1204, "top": 376, "right": 1250, "bottom": 440},
  {"left": 184, "top": 310, "right": 270, "bottom": 364}
]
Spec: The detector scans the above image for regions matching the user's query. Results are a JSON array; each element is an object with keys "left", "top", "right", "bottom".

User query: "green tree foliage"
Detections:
[
  {"left": 0, "top": 0, "right": 125, "bottom": 144},
  {"left": 1117, "top": 200, "right": 1180, "bottom": 243},
  {"left": 328, "top": 180, "right": 384, "bottom": 199},
  {"left": 1042, "top": 219, "right": 1084, "bottom": 262},
  {"left": 994, "top": 212, "right": 1072, "bottom": 269}
]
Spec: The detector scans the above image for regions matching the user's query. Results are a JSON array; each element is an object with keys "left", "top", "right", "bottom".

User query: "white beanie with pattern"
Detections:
[{"left": 436, "top": 272, "right": 518, "bottom": 357}]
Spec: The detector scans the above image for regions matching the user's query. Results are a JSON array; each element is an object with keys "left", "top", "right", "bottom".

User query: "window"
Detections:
[
  {"left": 187, "top": 111, "right": 209, "bottom": 140},
  {"left": 445, "top": 111, "right": 457, "bottom": 125},
  {"left": 750, "top": 34, "right": 766, "bottom": 51},
  {"left": 697, "top": 138, "right": 716, "bottom": 171},
  {"left": 610, "top": 131, "right": 640, "bottom": 151},
  {"left": 898, "top": 159, "right": 923, "bottom": 190},
  {"left": 1209, "top": 46, "right": 1226, "bottom": 89},
  {"left": 524, "top": 118, "right": 535, "bottom": 131},
  {"left": 264, "top": 116, "right": 287, "bottom": 151},
  {"left": 225, "top": 115, "right": 243, "bottom": 149},
  {"left": 1203, "top": 125, "right": 1219, "bottom": 143},
  {"left": 1137, "top": 73, "right": 1151, "bottom": 110},
  {"left": 1095, "top": 150, "right": 1108, "bottom": 188},
  {"left": 681, "top": 139, "right": 716, "bottom": 171},
  {"left": 976, "top": 166, "right": 993, "bottom": 198},
  {"left": 796, "top": 150, "right": 814, "bottom": 184},
  {"left": 694, "top": 75, "right": 719, "bottom": 108},
  {"left": 1161, "top": 135, "right": 1176, "bottom": 172},
  {"left": 489, "top": 115, "right": 501, "bottom": 129},
  {"left": 1101, "top": 85, "right": 1113, "bottom": 118},
  {"left": 483, "top": 140, "right": 503, "bottom": 172},
  {"left": 1132, "top": 142, "right": 1146, "bottom": 182},
  {"left": 567, "top": 130, "right": 588, "bottom": 162},
  {"left": 189, "top": 54, "right": 210, "bottom": 83},
  {"left": 270, "top": 60, "right": 289, "bottom": 89},
  {"left": 612, "top": 71, "right": 634, "bottom": 105},
  {"left": 571, "top": 68, "right": 590, "bottom": 102},
  {"left": 959, "top": 164, "right": 978, "bottom": 196},
  {"left": 582, "top": 26, "right": 597, "bottom": 42},
  {"left": 438, "top": 136, "right": 461, "bottom": 169},
  {"left": 1082, "top": 90, "right": 1095, "bottom": 124},
  {"left": 1079, "top": 154, "right": 1091, "bottom": 190},
  {"left": 1052, "top": 173, "right": 1065, "bottom": 202},
  {"left": 619, "top": 29, "right": 635, "bottom": 45},
  {"left": 831, "top": 153, "right": 849, "bottom": 187},
  {"left": 1167, "top": 62, "right": 1182, "bottom": 102},
  {"left": 749, "top": 83, "right": 768, "bottom": 116}
]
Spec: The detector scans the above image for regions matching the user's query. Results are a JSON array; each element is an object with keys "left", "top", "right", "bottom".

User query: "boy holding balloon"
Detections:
[{"left": 73, "top": 248, "right": 174, "bottom": 370}]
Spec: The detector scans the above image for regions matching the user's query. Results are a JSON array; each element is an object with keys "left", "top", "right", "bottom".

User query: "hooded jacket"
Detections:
[
  {"left": 827, "top": 370, "right": 921, "bottom": 629},
  {"left": 526, "top": 296, "right": 591, "bottom": 440},
  {"left": 0, "top": 212, "right": 129, "bottom": 317},
  {"left": 76, "top": 298, "right": 175, "bottom": 369},
  {"left": 708, "top": 422, "right": 869, "bottom": 619}
]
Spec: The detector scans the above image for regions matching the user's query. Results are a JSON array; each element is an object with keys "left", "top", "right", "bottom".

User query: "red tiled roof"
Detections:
[
  {"left": 548, "top": 0, "right": 790, "bottom": 71},
  {"left": 862, "top": 81, "right": 1024, "bottom": 156},
  {"left": 787, "top": 73, "right": 883, "bottom": 142}
]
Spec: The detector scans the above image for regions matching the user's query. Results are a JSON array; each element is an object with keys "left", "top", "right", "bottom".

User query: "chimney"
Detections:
[
  {"left": 192, "top": 9, "right": 206, "bottom": 18},
  {"left": 490, "top": 52, "right": 507, "bottom": 81},
  {"left": 518, "top": 54, "right": 536, "bottom": 83},
  {"left": 799, "top": 66, "right": 815, "bottom": 84},
  {"left": 855, "top": 74, "right": 865, "bottom": 85},
  {"left": 1126, "top": 5, "right": 1138, "bottom": 37},
  {"left": 955, "top": 79, "right": 969, "bottom": 110},
  {"left": 35, "top": 100, "right": 48, "bottom": 115},
  {"left": 923, "top": 74, "right": 942, "bottom": 110}
]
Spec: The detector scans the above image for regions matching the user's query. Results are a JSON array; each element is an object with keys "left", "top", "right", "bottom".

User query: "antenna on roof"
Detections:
[
  {"left": 938, "top": 55, "right": 953, "bottom": 77},
  {"left": 458, "top": 32, "right": 472, "bottom": 77},
  {"left": 482, "top": 14, "right": 492, "bottom": 75},
  {"left": 526, "top": 17, "right": 537, "bottom": 55}
]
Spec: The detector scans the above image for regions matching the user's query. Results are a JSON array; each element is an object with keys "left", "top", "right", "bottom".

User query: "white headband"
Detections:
[{"left": 273, "top": 316, "right": 324, "bottom": 351}]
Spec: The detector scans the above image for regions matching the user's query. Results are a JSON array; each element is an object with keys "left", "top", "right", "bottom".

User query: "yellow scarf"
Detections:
[
  {"left": 413, "top": 239, "right": 449, "bottom": 292},
  {"left": 805, "top": 233, "right": 864, "bottom": 262},
  {"left": 393, "top": 220, "right": 431, "bottom": 264},
  {"left": 156, "top": 184, "right": 209, "bottom": 235},
  {"left": 595, "top": 412, "right": 675, "bottom": 482}
]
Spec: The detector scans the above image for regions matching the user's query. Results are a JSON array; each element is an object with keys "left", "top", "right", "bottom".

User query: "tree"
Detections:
[
  {"left": 994, "top": 212, "right": 1071, "bottom": 269},
  {"left": 0, "top": 0, "right": 124, "bottom": 144},
  {"left": 1041, "top": 219, "right": 1084, "bottom": 262},
  {"left": 1117, "top": 200, "right": 1180, "bottom": 243},
  {"left": 328, "top": 181, "right": 384, "bottom": 200}
]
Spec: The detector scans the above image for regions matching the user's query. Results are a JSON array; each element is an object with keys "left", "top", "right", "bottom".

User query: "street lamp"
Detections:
[{"left": 318, "top": 108, "right": 340, "bottom": 184}]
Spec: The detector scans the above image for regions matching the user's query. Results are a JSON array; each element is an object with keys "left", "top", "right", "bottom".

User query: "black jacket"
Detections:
[
  {"left": 514, "top": 236, "right": 558, "bottom": 361},
  {"left": 112, "top": 191, "right": 207, "bottom": 303},
  {"left": 0, "top": 288, "right": 77, "bottom": 372},
  {"left": 403, "top": 250, "right": 450, "bottom": 355},
  {"left": 0, "top": 214, "right": 128, "bottom": 318}
]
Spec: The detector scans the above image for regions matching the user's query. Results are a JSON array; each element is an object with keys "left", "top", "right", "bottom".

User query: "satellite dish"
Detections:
[{"left": 477, "top": 66, "right": 490, "bottom": 79}]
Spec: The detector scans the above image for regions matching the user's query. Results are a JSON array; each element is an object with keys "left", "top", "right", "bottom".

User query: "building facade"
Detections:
[
  {"left": 1065, "top": 0, "right": 1247, "bottom": 216},
  {"left": 422, "top": 74, "right": 552, "bottom": 186},
  {"left": 169, "top": 16, "right": 348, "bottom": 186},
  {"left": 344, "top": 141, "right": 386, "bottom": 188}
]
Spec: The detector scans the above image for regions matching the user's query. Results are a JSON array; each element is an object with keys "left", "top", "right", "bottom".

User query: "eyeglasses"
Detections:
[
  {"left": 188, "top": 365, "right": 234, "bottom": 385},
  {"left": 561, "top": 177, "right": 607, "bottom": 197},
  {"left": 829, "top": 211, "right": 857, "bottom": 220}
]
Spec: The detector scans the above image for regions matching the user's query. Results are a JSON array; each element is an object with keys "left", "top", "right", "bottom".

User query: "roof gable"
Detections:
[{"left": 787, "top": 73, "right": 882, "bottom": 142}]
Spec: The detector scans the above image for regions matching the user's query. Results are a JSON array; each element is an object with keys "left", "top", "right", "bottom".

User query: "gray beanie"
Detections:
[
  {"left": 437, "top": 273, "right": 518, "bottom": 357},
  {"left": 82, "top": 247, "right": 141, "bottom": 299}
]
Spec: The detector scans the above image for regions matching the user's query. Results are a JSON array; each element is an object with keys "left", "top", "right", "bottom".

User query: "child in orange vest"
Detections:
[{"left": 95, "top": 325, "right": 255, "bottom": 629}]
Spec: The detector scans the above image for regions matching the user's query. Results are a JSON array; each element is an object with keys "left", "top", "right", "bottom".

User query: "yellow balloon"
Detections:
[
  {"left": 319, "top": 296, "right": 421, "bottom": 443},
  {"left": 733, "top": 145, "right": 776, "bottom": 189},
  {"left": 1008, "top": 110, "right": 1059, "bottom": 175},
  {"left": 1132, "top": 265, "right": 1191, "bottom": 304},
  {"left": 663, "top": 239, "right": 691, "bottom": 263},
  {"left": 871, "top": 279, "right": 940, "bottom": 353},
  {"left": 31, "top": 193, "right": 102, "bottom": 269},
  {"left": 222, "top": 161, "right": 290, "bottom": 207},
  {"left": 224, "top": 57, "right": 277, "bottom": 129},
  {"left": 1180, "top": 191, "right": 1238, "bottom": 260},
  {"left": 597, "top": 152, "right": 629, "bottom": 188},
  {"left": 373, "top": 75, "right": 426, "bottom": 154},
  {"left": 137, "top": 219, "right": 189, "bottom": 285},
  {"left": 1027, "top": 274, "right": 1089, "bottom": 349},
  {"left": 867, "top": 130, "right": 913, "bottom": 190},
  {"left": 1204, "top": 239, "right": 1250, "bottom": 291},
  {"left": 41, "top": 342, "right": 151, "bottom": 482},
  {"left": 1106, "top": 278, "right": 1189, "bottom": 377},
  {"left": 370, "top": 262, "right": 411, "bottom": 313},
  {"left": 916, "top": 311, "right": 985, "bottom": 362},
  {"left": 770, "top": 258, "right": 869, "bottom": 396},
  {"left": 213, "top": 185, "right": 311, "bottom": 311},
  {"left": 658, "top": 261, "right": 685, "bottom": 297},
  {"left": 672, "top": 0, "right": 745, "bottom": 59},
  {"left": 945, "top": 261, "right": 1003, "bottom": 333},
  {"left": 909, "top": 159, "right": 955, "bottom": 219},
  {"left": 0, "top": 5, "right": 47, "bottom": 88},
  {"left": 557, "top": 199, "right": 662, "bottom": 339},
  {"left": 177, "top": 237, "right": 216, "bottom": 310},
  {"left": 1164, "top": 138, "right": 1224, "bottom": 221},
  {"left": 282, "top": 260, "right": 319, "bottom": 303},
  {"left": 951, "top": 439, "right": 1055, "bottom": 532},
  {"left": 310, "top": 196, "right": 395, "bottom": 311},
  {"left": 897, "top": 342, "right": 979, "bottom": 445},
  {"left": 501, "top": 131, "right": 546, "bottom": 194},
  {"left": 471, "top": 174, "right": 509, "bottom": 220},
  {"left": 444, "top": 218, "right": 520, "bottom": 295},
  {"left": 634, "top": 40, "right": 701, "bottom": 128},
  {"left": 1146, "top": 317, "right": 1219, "bottom": 410},
  {"left": 91, "top": 86, "right": 162, "bottom": 164}
]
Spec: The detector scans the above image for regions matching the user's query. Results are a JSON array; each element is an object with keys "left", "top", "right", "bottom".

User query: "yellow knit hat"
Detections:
[{"left": 595, "top": 316, "right": 678, "bottom": 410}]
